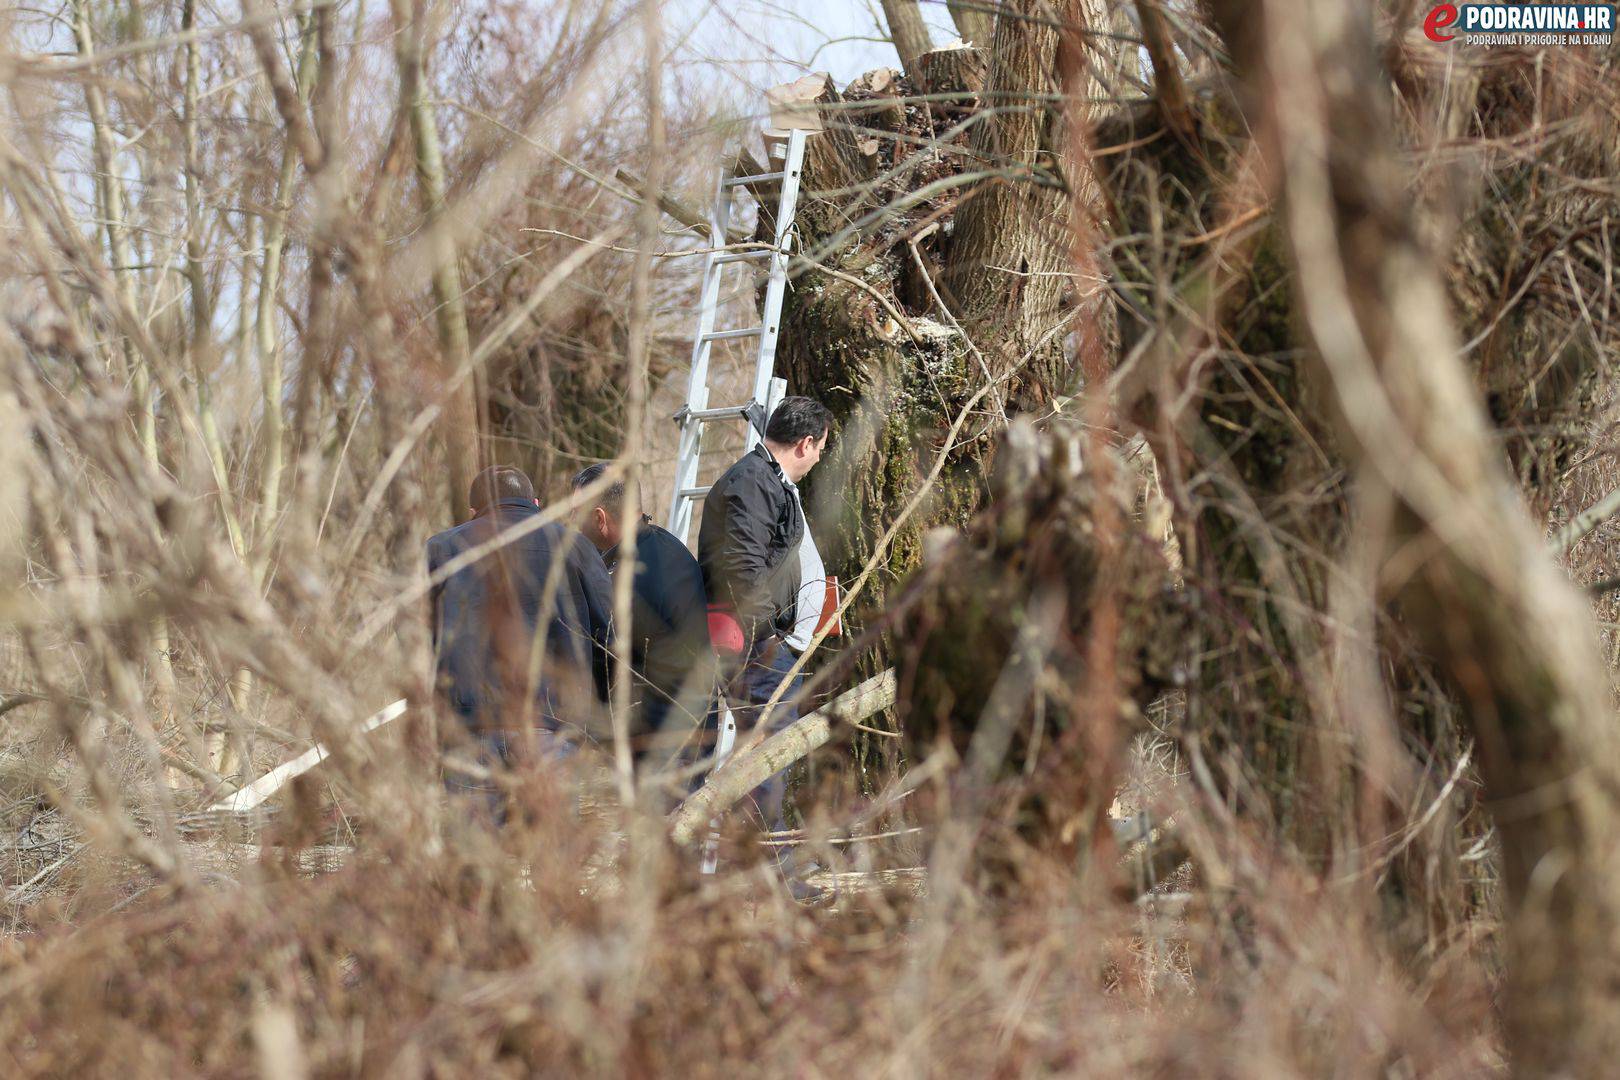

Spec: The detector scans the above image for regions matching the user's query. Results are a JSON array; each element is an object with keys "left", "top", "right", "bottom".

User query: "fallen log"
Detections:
[{"left": 669, "top": 670, "right": 897, "bottom": 845}]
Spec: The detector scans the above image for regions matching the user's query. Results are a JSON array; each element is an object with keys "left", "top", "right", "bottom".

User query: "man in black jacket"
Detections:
[
  {"left": 427, "top": 465, "right": 614, "bottom": 799},
  {"left": 571, "top": 463, "right": 715, "bottom": 766},
  {"left": 697, "top": 396, "right": 834, "bottom": 833}
]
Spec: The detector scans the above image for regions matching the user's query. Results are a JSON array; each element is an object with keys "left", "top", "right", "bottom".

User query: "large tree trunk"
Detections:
[
  {"left": 880, "top": 0, "right": 934, "bottom": 81},
  {"left": 947, "top": 1, "right": 995, "bottom": 47},
  {"left": 777, "top": 3, "right": 1099, "bottom": 639},
  {"left": 1095, "top": 73, "right": 1360, "bottom": 854},
  {"left": 943, "top": 0, "right": 1084, "bottom": 406}
]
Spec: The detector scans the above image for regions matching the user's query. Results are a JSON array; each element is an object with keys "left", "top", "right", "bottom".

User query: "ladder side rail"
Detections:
[
  {"left": 745, "top": 128, "right": 808, "bottom": 452},
  {"left": 698, "top": 703, "right": 740, "bottom": 874},
  {"left": 667, "top": 165, "right": 736, "bottom": 536},
  {"left": 667, "top": 385, "right": 708, "bottom": 543}
]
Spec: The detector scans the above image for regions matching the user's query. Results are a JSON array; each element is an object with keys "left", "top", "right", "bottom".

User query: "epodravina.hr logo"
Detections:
[
  {"left": 1424, "top": 3, "right": 1615, "bottom": 43},
  {"left": 1424, "top": 3, "right": 1461, "bottom": 40}
]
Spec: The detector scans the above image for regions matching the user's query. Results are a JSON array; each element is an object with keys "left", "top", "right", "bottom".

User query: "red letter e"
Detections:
[{"left": 1424, "top": 3, "right": 1459, "bottom": 42}]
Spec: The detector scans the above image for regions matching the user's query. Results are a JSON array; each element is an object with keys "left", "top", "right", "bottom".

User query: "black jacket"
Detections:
[
  {"left": 697, "top": 444, "right": 803, "bottom": 641},
  {"left": 427, "top": 499, "right": 613, "bottom": 732},
  {"left": 603, "top": 518, "right": 715, "bottom": 733}
]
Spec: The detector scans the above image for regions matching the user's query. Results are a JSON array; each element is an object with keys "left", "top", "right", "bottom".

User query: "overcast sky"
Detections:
[{"left": 666, "top": 0, "right": 956, "bottom": 90}]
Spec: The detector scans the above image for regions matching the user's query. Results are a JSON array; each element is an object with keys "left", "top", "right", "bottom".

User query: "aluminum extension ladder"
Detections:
[
  {"left": 666, "top": 127, "right": 808, "bottom": 546},
  {"left": 667, "top": 128, "right": 808, "bottom": 874}
]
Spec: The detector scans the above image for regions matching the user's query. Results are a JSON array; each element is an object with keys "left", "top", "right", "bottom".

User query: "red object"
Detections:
[
  {"left": 815, "top": 576, "right": 842, "bottom": 638},
  {"left": 707, "top": 604, "right": 745, "bottom": 656}
]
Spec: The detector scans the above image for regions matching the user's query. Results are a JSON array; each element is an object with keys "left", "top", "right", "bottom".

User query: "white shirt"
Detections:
[{"left": 783, "top": 482, "right": 827, "bottom": 654}]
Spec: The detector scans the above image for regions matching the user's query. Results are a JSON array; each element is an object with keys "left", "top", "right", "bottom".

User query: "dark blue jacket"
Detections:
[
  {"left": 427, "top": 499, "right": 613, "bottom": 732},
  {"left": 602, "top": 518, "right": 716, "bottom": 735}
]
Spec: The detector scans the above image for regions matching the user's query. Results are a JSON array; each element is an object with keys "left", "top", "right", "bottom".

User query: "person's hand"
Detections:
[{"left": 706, "top": 603, "right": 745, "bottom": 659}]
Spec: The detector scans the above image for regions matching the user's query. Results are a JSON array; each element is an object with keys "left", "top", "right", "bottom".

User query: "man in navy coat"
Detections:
[
  {"left": 427, "top": 465, "right": 614, "bottom": 788},
  {"left": 571, "top": 463, "right": 715, "bottom": 768}
]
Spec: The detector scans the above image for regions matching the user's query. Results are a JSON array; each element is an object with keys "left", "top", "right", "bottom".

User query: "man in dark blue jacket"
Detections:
[
  {"left": 571, "top": 463, "right": 716, "bottom": 768},
  {"left": 427, "top": 466, "right": 614, "bottom": 789}
]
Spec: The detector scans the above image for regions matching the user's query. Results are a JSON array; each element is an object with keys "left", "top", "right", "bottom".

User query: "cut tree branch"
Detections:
[
  {"left": 669, "top": 670, "right": 897, "bottom": 845},
  {"left": 1134, "top": 0, "right": 1194, "bottom": 138},
  {"left": 1554, "top": 486, "right": 1620, "bottom": 553}
]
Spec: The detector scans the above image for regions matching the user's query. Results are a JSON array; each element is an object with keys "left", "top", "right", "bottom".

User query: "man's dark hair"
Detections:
[
  {"left": 469, "top": 465, "right": 534, "bottom": 511},
  {"left": 570, "top": 462, "right": 636, "bottom": 510},
  {"left": 764, "top": 396, "right": 833, "bottom": 446}
]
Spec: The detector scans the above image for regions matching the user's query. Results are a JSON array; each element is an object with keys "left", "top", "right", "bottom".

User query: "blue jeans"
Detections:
[{"left": 726, "top": 637, "right": 803, "bottom": 833}]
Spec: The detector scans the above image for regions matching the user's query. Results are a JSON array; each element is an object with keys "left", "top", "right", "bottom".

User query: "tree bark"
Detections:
[
  {"left": 945, "top": 0, "right": 1086, "bottom": 406},
  {"left": 915, "top": 44, "right": 988, "bottom": 105},
  {"left": 880, "top": 0, "right": 935, "bottom": 82},
  {"left": 948, "top": 0, "right": 996, "bottom": 46}
]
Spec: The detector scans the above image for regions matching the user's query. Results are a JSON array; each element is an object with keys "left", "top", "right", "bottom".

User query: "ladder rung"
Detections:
[
  {"left": 701, "top": 326, "right": 764, "bottom": 342},
  {"left": 685, "top": 405, "right": 751, "bottom": 422},
  {"left": 726, "top": 171, "right": 784, "bottom": 187},
  {"left": 714, "top": 249, "right": 774, "bottom": 265},
  {"left": 677, "top": 485, "right": 712, "bottom": 500}
]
